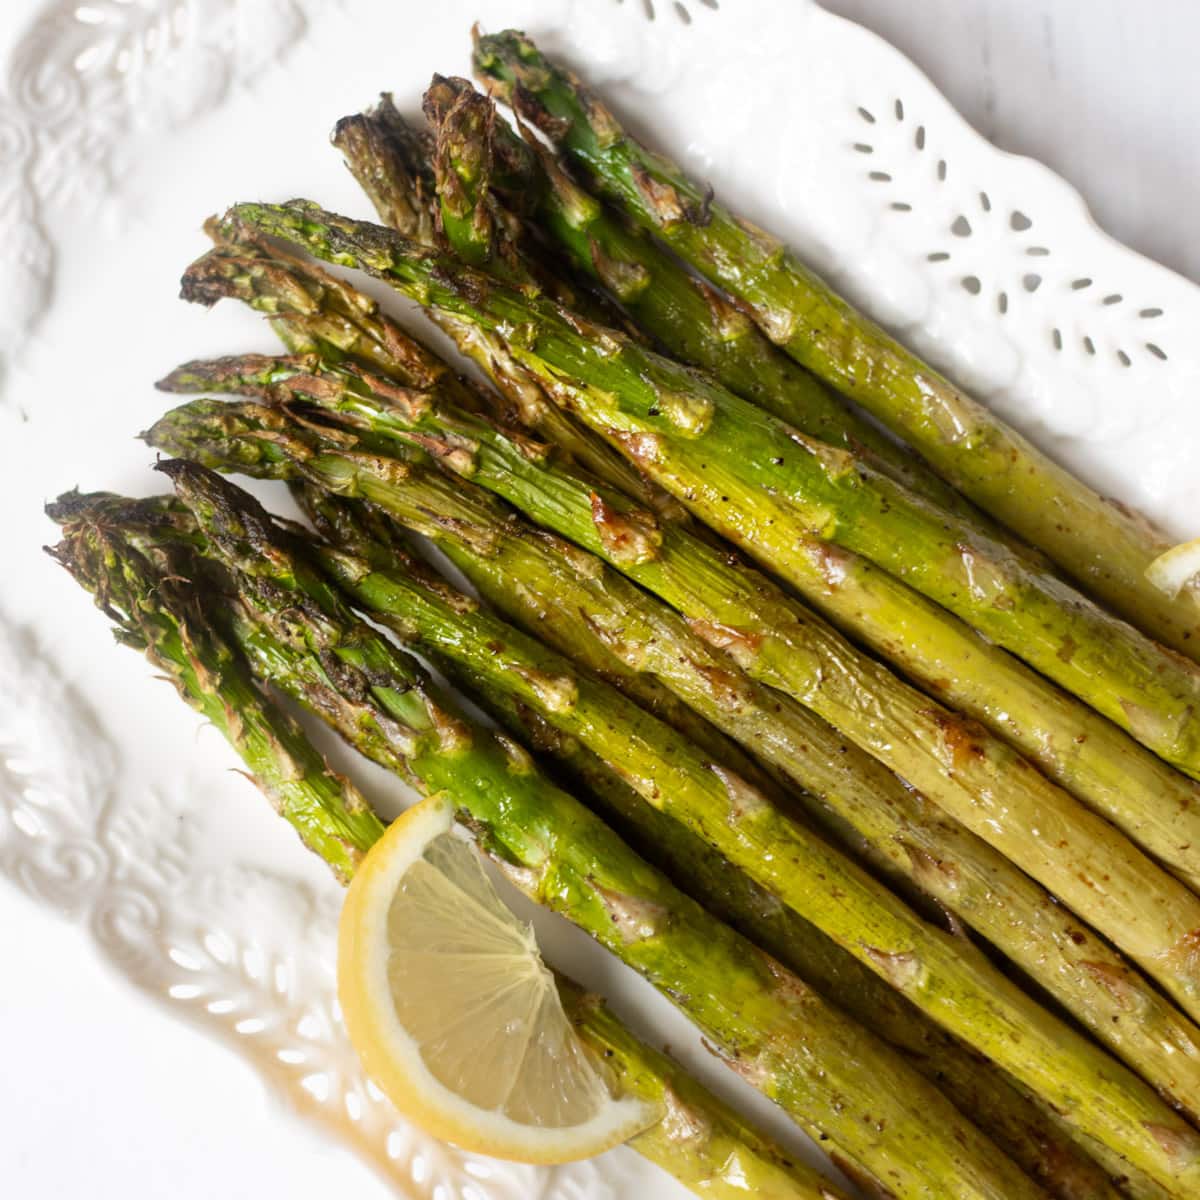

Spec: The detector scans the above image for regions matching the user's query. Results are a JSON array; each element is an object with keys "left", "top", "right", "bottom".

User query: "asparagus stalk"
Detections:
[
  {"left": 44, "top": 494, "right": 385, "bottom": 881},
  {"left": 286, "top": 459, "right": 915, "bottom": 898},
  {"left": 488, "top": 300, "right": 1200, "bottom": 780},
  {"left": 555, "top": 980, "right": 855, "bottom": 1200},
  {"left": 425, "top": 74, "right": 503, "bottom": 268},
  {"left": 335, "top": 145, "right": 1200, "bottom": 783},
  {"left": 183, "top": 215, "right": 486, "bottom": 414},
  {"left": 330, "top": 96, "right": 437, "bottom": 238},
  {"left": 473, "top": 30, "right": 1200, "bottom": 661},
  {"left": 148, "top": 458, "right": 1045, "bottom": 1200},
  {"left": 147, "top": 379, "right": 1200, "bottom": 1128},
  {"left": 256, "top": 456, "right": 1200, "bottom": 1191},
  {"left": 156, "top": 359, "right": 780, "bottom": 808},
  {"left": 159, "top": 378, "right": 790, "bottom": 816},
  {"left": 180, "top": 227, "right": 1200, "bottom": 903},
  {"left": 219, "top": 200, "right": 1200, "bottom": 1012},
  {"left": 48, "top": 498, "right": 852, "bottom": 1200},
  {"left": 467, "top": 701, "right": 1162, "bottom": 1200},
  {"left": 330, "top": 95, "right": 676, "bottom": 521},
  {"left": 179, "top": 186, "right": 826, "bottom": 824},
  {"left": 297, "top": 483, "right": 1141, "bottom": 1200},
  {"left": 142, "top": 402, "right": 1200, "bottom": 1189},
  {"left": 431, "top": 74, "right": 1033, "bottom": 548},
  {"left": 154, "top": 358, "right": 1188, "bottom": 942}
]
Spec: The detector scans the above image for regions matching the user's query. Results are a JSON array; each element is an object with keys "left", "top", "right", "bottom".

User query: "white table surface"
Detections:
[{"left": 4, "top": 2, "right": 1198, "bottom": 1196}]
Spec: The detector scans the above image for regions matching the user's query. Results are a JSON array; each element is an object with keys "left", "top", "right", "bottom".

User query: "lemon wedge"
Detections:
[{"left": 338, "top": 793, "right": 656, "bottom": 1163}]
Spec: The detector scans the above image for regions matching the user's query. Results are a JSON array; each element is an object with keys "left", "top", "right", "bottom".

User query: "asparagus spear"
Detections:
[
  {"left": 179, "top": 210, "right": 748, "bottom": 781},
  {"left": 555, "top": 980, "right": 855, "bottom": 1200},
  {"left": 473, "top": 30, "right": 1200, "bottom": 661},
  {"left": 285, "top": 457, "right": 921, "bottom": 900},
  {"left": 57, "top": 483, "right": 1113, "bottom": 1198},
  {"left": 178, "top": 229, "right": 1200, "bottom": 902},
  {"left": 48, "top": 499, "right": 853, "bottom": 1200},
  {"left": 139, "top": 406, "right": 1200, "bottom": 1190},
  {"left": 330, "top": 95, "right": 674, "bottom": 520},
  {"left": 464, "top": 700, "right": 1162, "bottom": 1200},
  {"left": 218, "top": 200, "right": 1200, "bottom": 1013},
  {"left": 147, "top": 379, "right": 1200, "bottom": 1127},
  {"left": 425, "top": 75, "right": 503, "bottom": 268},
  {"left": 327, "top": 97, "right": 1200, "bottom": 900},
  {"left": 430, "top": 75, "right": 1035, "bottom": 546},
  {"left": 331, "top": 96, "right": 437, "bottom": 237},
  {"left": 486, "top": 294, "right": 1200, "bottom": 780},
  {"left": 421, "top": 78, "right": 644, "bottom": 342},
  {"left": 257, "top": 455, "right": 1200, "bottom": 1191},
  {"left": 148, "top": 458, "right": 1046, "bottom": 1200},
  {"left": 297, "top": 483, "right": 1143, "bottom": 1200},
  {"left": 179, "top": 214, "right": 802, "bottom": 803},
  {"left": 44, "top": 492, "right": 384, "bottom": 882},
  {"left": 183, "top": 215, "right": 487, "bottom": 413},
  {"left": 167, "top": 376, "right": 798, "bottom": 826},
  {"left": 312, "top": 155, "right": 1200, "bottom": 783}
]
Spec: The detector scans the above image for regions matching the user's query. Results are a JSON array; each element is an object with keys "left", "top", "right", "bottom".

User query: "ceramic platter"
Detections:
[{"left": 3, "top": 1, "right": 1197, "bottom": 1196}]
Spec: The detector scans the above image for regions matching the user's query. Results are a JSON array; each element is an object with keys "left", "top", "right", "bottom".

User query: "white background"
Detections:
[{"left": 4, "top": 1, "right": 1198, "bottom": 1197}]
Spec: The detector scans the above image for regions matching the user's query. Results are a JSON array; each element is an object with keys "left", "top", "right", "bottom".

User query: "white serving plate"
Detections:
[{"left": 3, "top": 1, "right": 1198, "bottom": 1197}]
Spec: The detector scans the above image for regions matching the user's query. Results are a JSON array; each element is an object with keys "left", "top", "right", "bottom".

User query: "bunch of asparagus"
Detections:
[
  {"left": 46, "top": 488, "right": 853, "bottom": 1200},
  {"left": 47, "top": 29, "right": 1200, "bottom": 1200}
]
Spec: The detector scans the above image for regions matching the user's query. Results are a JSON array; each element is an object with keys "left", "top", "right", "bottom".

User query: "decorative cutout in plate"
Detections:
[{"left": 850, "top": 100, "right": 1171, "bottom": 370}]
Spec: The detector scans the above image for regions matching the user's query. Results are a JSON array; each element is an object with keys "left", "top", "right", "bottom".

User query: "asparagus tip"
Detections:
[
  {"left": 45, "top": 488, "right": 87, "bottom": 526},
  {"left": 156, "top": 352, "right": 303, "bottom": 396},
  {"left": 153, "top": 456, "right": 192, "bottom": 485},
  {"left": 44, "top": 487, "right": 132, "bottom": 527},
  {"left": 156, "top": 456, "right": 275, "bottom": 545}
]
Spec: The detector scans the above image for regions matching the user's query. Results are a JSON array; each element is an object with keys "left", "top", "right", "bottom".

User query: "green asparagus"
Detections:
[
  {"left": 331, "top": 94, "right": 674, "bottom": 519},
  {"left": 433, "top": 73, "right": 1039, "bottom": 548},
  {"left": 219, "top": 200, "right": 1200, "bottom": 1020},
  {"left": 44, "top": 492, "right": 385, "bottom": 881},
  {"left": 184, "top": 217, "right": 1200, "bottom": 901},
  {"left": 332, "top": 90, "right": 1200, "bottom": 897},
  {"left": 159, "top": 369, "right": 794, "bottom": 814},
  {"left": 142, "top": 409, "right": 1200, "bottom": 1191},
  {"left": 425, "top": 74, "right": 510, "bottom": 271},
  {"left": 474, "top": 701, "right": 1163, "bottom": 1200},
  {"left": 150, "top": 458, "right": 1048, "bottom": 1200},
  {"left": 474, "top": 30, "right": 1200, "bottom": 661},
  {"left": 357, "top": 125, "right": 1200, "bottom": 781},
  {"left": 42, "top": 24, "right": 1200, "bottom": 1198},
  {"left": 270, "top": 460, "right": 1200, "bottom": 1190},
  {"left": 297, "top": 482, "right": 1141, "bottom": 1200},
  {"left": 285, "top": 462, "right": 920, "bottom": 899},
  {"left": 47, "top": 496, "right": 854, "bottom": 1200},
  {"left": 555, "top": 979, "right": 854, "bottom": 1200},
  {"left": 147, "top": 374, "right": 1200, "bottom": 1128},
  {"left": 183, "top": 215, "right": 486, "bottom": 413},
  {"left": 423, "top": 75, "right": 646, "bottom": 343}
]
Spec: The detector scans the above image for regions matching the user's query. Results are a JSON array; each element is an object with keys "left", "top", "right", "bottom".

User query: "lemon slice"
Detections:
[
  {"left": 1146, "top": 536, "right": 1200, "bottom": 599},
  {"left": 338, "top": 794, "right": 656, "bottom": 1163}
]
